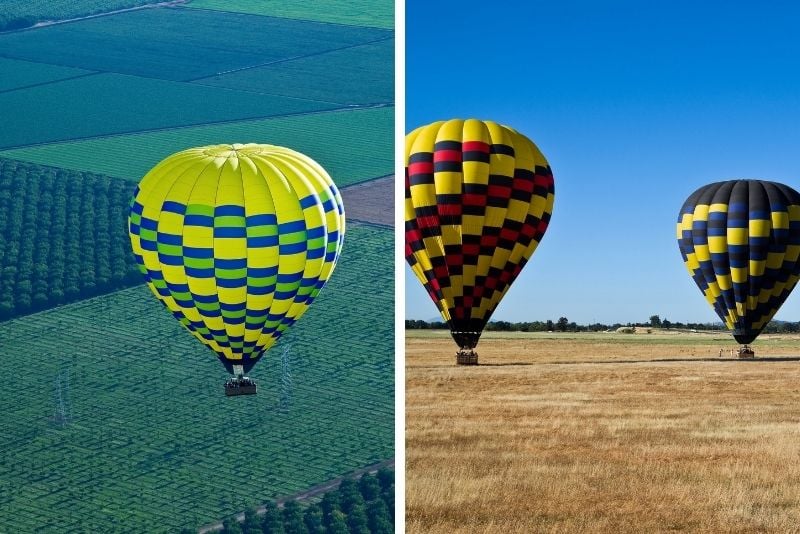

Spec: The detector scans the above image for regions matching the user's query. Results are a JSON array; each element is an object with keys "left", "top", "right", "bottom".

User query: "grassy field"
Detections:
[
  {"left": 407, "top": 330, "right": 800, "bottom": 533},
  {"left": 0, "top": 0, "right": 165, "bottom": 30},
  {"left": 0, "top": 222, "right": 393, "bottom": 532},
  {"left": 0, "top": 7, "right": 388, "bottom": 81},
  {"left": 1, "top": 106, "right": 394, "bottom": 184},
  {"left": 197, "top": 37, "right": 394, "bottom": 105},
  {"left": 0, "top": 57, "right": 91, "bottom": 92},
  {"left": 187, "top": 0, "right": 394, "bottom": 29},
  {"left": 0, "top": 73, "right": 337, "bottom": 149}
]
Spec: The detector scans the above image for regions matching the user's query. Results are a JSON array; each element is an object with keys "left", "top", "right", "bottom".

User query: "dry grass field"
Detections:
[{"left": 406, "top": 330, "right": 800, "bottom": 533}]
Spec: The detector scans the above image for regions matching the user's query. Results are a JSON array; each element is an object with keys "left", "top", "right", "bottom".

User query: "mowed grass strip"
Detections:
[
  {"left": 406, "top": 333, "right": 800, "bottom": 533},
  {"left": 187, "top": 0, "right": 393, "bottom": 30},
  {"left": 0, "top": 73, "right": 335, "bottom": 149},
  {"left": 0, "top": 57, "right": 92, "bottom": 92},
  {"left": 0, "top": 222, "right": 393, "bottom": 533},
  {"left": 0, "top": 7, "right": 390, "bottom": 81},
  {"left": 196, "top": 38, "right": 394, "bottom": 105},
  {"left": 1, "top": 106, "right": 394, "bottom": 185}
]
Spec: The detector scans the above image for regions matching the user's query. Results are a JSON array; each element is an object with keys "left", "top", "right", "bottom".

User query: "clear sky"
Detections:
[{"left": 404, "top": 0, "right": 800, "bottom": 325}]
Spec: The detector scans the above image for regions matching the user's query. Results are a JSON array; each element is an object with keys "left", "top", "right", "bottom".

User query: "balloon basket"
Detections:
[
  {"left": 737, "top": 345, "right": 755, "bottom": 359},
  {"left": 456, "top": 350, "right": 478, "bottom": 365},
  {"left": 224, "top": 376, "right": 258, "bottom": 396}
]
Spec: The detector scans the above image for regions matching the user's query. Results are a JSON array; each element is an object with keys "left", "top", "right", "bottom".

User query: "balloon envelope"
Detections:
[
  {"left": 677, "top": 179, "right": 800, "bottom": 344},
  {"left": 129, "top": 144, "right": 345, "bottom": 374},
  {"left": 405, "top": 119, "right": 555, "bottom": 349}
]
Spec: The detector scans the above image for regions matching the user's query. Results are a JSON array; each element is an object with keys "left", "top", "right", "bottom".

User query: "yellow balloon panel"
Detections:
[{"left": 129, "top": 144, "right": 345, "bottom": 373}]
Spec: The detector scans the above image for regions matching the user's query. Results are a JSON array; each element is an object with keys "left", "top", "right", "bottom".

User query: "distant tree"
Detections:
[
  {"left": 556, "top": 317, "right": 569, "bottom": 332},
  {"left": 662, "top": 318, "right": 672, "bottom": 329},
  {"left": 546, "top": 319, "right": 554, "bottom": 331},
  {"left": 282, "top": 500, "right": 307, "bottom": 534},
  {"left": 376, "top": 468, "right": 393, "bottom": 491},
  {"left": 261, "top": 501, "right": 285, "bottom": 534},
  {"left": 358, "top": 473, "right": 381, "bottom": 501},
  {"left": 366, "top": 499, "right": 393, "bottom": 534},
  {"left": 222, "top": 517, "right": 243, "bottom": 534},
  {"left": 338, "top": 478, "right": 364, "bottom": 514},
  {"left": 303, "top": 503, "right": 325, "bottom": 534},
  {"left": 381, "top": 488, "right": 394, "bottom": 521},
  {"left": 320, "top": 490, "right": 341, "bottom": 525},
  {"left": 327, "top": 511, "right": 349, "bottom": 534},
  {"left": 649, "top": 315, "right": 662, "bottom": 328},
  {"left": 242, "top": 506, "right": 262, "bottom": 534},
  {"left": 347, "top": 504, "right": 370, "bottom": 534}
]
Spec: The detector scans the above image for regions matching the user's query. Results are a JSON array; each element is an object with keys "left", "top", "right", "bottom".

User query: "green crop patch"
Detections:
[
  {"left": 0, "top": 7, "right": 390, "bottom": 81},
  {"left": 1, "top": 106, "right": 394, "bottom": 186},
  {"left": 0, "top": 57, "right": 92, "bottom": 93},
  {"left": 196, "top": 37, "right": 394, "bottom": 105},
  {"left": 0, "top": 73, "right": 336, "bottom": 149},
  {"left": 188, "top": 0, "right": 394, "bottom": 30},
  {"left": 0, "top": 222, "right": 392, "bottom": 532},
  {"left": 0, "top": 158, "right": 141, "bottom": 321},
  {"left": 0, "top": 0, "right": 165, "bottom": 31}
]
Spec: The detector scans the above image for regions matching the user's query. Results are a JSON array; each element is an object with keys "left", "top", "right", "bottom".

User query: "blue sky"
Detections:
[{"left": 405, "top": 0, "right": 800, "bottom": 324}]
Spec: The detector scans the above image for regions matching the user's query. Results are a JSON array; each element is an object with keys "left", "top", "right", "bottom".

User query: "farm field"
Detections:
[
  {"left": 197, "top": 37, "right": 395, "bottom": 105},
  {"left": 187, "top": 0, "right": 394, "bottom": 29},
  {"left": 0, "top": 73, "right": 336, "bottom": 149},
  {"left": 0, "top": 0, "right": 394, "bottom": 531},
  {"left": 406, "top": 330, "right": 800, "bottom": 533},
  {"left": 1, "top": 106, "right": 394, "bottom": 184},
  {"left": 0, "top": 8, "right": 389, "bottom": 81},
  {"left": 0, "top": 0, "right": 165, "bottom": 30},
  {"left": 0, "top": 57, "right": 91, "bottom": 92},
  {"left": 0, "top": 223, "right": 393, "bottom": 532}
]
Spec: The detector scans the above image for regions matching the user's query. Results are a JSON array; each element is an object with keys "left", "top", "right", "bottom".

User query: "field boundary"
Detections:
[
  {"left": 183, "top": 5, "right": 394, "bottom": 32},
  {"left": 0, "top": 102, "right": 392, "bottom": 151},
  {"left": 197, "top": 458, "right": 394, "bottom": 533}
]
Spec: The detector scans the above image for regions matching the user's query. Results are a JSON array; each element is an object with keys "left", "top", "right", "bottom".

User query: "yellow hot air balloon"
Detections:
[
  {"left": 128, "top": 144, "right": 345, "bottom": 395},
  {"left": 405, "top": 119, "right": 555, "bottom": 364}
]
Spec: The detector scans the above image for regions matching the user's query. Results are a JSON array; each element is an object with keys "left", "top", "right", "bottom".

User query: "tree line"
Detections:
[
  {"left": 186, "top": 468, "right": 394, "bottom": 534},
  {"left": 0, "top": 158, "right": 141, "bottom": 321},
  {"left": 406, "top": 317, "right": 781, "bottom": 333}
]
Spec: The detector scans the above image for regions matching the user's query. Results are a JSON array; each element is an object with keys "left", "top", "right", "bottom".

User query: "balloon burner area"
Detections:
[{"left": 224, "top": 365, "right": 258, "bottom": 396}]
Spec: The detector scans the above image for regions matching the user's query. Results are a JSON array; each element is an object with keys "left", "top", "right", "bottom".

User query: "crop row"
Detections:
[
  {"left": 1, "top": 106, "right": 395, "bottom": 185},
  {"left": 198, "top": 37, "right": 394, "bottom": 106},
  {"left": 0, "top": 222, "right": 393, "bottom": 532},
  {"left": 187, "top": 0, "right": 394, "bottom": 30},
  {"left": 0, "top": 0, "right": 164, "bottom": 31},
  {"left": 0, "top": 7, "right": 389, "bottom": 82},
  {"left": 0, "top": 158, "right": 140, "bottom": 320}
]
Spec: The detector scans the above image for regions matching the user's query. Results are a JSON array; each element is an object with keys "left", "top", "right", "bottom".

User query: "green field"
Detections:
[
  {"left": 1, "top": 106, "right": 394, "bottom": 184},
  {"left": 0, "top": 73, "right": 339, "bottom": 149},
  {"left": 0, "top": 158, "right": 140, "bottom": 320},
  {"left": 0, "top": 7, "right": 389, "bottom": 81},
  {"left": 198, "top": 38, "right": 394, "bottom": 105},
  {"left": 0, "top": 0, "right": 164, "bottom": 30},
  {"left": 0, "top": 58, "right": 91, "bottom": 92},
  {"left": 0, "top": 222, "right": 393, "bottom": 532},
  {"left": 187, "top": 0, "right": 394, "bottom": 30}
]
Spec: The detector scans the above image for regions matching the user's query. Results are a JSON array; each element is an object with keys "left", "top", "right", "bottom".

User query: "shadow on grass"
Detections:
[{"left": 412, "top": 357, "right": 800, "bottom": 369}]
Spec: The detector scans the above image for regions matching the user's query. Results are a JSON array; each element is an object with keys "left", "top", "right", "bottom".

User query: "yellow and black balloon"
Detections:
[
  {"left": 405, "top": 119, "right": 555, "bottom": 353},
  {"left": 677, "top": 179, "right": 800, "bottom": 344},
  {"left": 128, "top": 144, "right": 345, "bottom": 376}
]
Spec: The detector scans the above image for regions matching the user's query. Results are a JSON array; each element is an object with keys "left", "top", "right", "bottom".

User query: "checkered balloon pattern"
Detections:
[
  {"left": 405, "top": 119, "right": 555, "bottom": 349},
  {"left": 129, "top": 144, "right": 345, "bottom": 374},
  {"left": 677, "top": 180, "right": 800, "bottom": 344}
]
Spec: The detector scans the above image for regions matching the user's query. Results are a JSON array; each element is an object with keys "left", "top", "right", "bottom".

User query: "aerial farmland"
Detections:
[{"left": 0, "top": 1, "right": 393, "bottom": 532}]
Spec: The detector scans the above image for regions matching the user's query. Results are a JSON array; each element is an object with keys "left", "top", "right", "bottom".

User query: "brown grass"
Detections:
[{"left": 406, "top": 331, "right": 800, "bottom": 533}]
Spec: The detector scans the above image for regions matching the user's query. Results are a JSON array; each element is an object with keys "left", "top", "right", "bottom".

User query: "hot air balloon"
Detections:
[
  {"left": 677, "top": 179, "right": 800, "bottom": 357},
  {"left": 405, "top": 119, "right": 555, "bottom": 364},
  {"left": 128, "top": 144, "right": 345, "bottom": 395}
]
